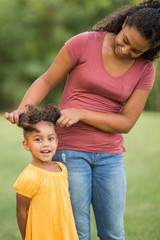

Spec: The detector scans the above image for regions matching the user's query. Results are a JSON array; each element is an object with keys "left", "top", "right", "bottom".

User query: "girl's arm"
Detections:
[
  {"left": 16, "top": 193, "right": 31, "bottom": 240},
  {"left": 4, "top": 45, "right": 75, "bottom": 125},
  {"left": 56, "top": 88, "right": 150, "bottom": 133}
]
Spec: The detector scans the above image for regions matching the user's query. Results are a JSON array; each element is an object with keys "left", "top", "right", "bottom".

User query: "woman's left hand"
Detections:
[
  {"left": 56, "top": 89, "right": 150, "bottom": 133},
  {"left": 56, "top": 109, "right": 82, "bottom": 128}
]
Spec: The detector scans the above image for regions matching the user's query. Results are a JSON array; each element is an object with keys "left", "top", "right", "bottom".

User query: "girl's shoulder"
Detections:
[
  {"left": 13, "top": 164, "right": 41, "bottom": 198},
  {"left": 18, "top": 164, "right": 41, "bottom": 181}
]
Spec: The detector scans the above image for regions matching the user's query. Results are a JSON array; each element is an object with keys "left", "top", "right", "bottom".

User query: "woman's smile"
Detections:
[
  {"left": 117, "top": 46, "right": 128, "bottom": 57},
  {"left": 115, "top": 25, "right": 150, "bottom": 59}
]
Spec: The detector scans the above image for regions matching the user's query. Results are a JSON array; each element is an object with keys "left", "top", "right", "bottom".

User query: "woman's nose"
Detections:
[{"left": 122, "top": 46, "right": 130, "bottom": 55}]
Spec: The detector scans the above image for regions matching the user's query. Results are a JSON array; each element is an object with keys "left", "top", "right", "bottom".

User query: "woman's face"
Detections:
[{"left": 114, "top": 24, "right": 150, "bottom": 59}]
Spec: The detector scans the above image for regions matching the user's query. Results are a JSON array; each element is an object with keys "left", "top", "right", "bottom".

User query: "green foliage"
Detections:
[{"left": 0, "top": 0, "right": 159, "bottom": 111}]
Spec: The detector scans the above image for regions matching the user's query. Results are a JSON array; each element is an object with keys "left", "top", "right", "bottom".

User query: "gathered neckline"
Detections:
[{"left": 29, "top": 162, "right": 64, "bottom": 175}]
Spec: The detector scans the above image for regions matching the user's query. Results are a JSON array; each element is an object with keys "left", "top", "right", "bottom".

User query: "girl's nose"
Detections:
[{"left": 43, "top": 139, "right": 49, "bottom": 146}]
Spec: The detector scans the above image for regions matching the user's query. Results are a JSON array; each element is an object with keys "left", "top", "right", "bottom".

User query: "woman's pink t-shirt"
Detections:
[{"left": 57, "top": 32, "right": 155, "bottom": 153}]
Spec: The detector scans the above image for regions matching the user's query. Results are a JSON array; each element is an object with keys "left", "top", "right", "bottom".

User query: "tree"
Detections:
[{"left": 1, "top": 0, "right": 159, "bottom": 111}]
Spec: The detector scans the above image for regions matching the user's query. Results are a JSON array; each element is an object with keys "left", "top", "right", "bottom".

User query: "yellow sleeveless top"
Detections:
[{"left": 13, "top": 162, "right": 79, "bottom": 240}]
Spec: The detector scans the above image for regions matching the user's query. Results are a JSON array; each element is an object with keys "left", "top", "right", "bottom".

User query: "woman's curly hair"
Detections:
[
  {"left": 91, "top": 0, "right": 160, "bottom": 61},
  {"left": 19, "top": 104, "right": 61, "bottom": 134}
]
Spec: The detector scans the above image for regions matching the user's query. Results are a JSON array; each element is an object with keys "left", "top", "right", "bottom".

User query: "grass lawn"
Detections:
[{"left": 0, "top": 112, "right": 160, "bottom": 240}]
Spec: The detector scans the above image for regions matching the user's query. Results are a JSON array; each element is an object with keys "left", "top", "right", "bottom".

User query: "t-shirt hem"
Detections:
[
  {"left": 57, "top": 146, "right": 126, "bottom": 154},
  {"left": 135, "top": 86, "right": 153, "bottom": 90},
  {"left": 65, "top": 43, "right": 76, "bottom": 65}
]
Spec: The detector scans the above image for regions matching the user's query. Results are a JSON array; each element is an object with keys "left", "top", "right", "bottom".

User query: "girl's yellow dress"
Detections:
[{"left": 13, "top": 162, "right": 79, "bottom": 240}]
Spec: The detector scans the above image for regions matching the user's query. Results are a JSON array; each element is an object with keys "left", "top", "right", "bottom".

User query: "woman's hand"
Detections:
[
  {"left": 4, "top": 109, "right": 25, "bottom": 125},
  {"left": 5, "top": 45, "right": 74, "bottom": 126},
  {"left": 56, "top": 89, "right": 150, "bottom": 133},
  {"left": 56, "top": 109, "right": 82, "bottom": 128}
]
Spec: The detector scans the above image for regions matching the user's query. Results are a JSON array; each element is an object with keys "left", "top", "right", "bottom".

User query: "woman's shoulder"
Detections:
[
  {"left": 87, "top": 31, "right": 106, "bottom": 40},
  {"left": 65, "top": 31, "right": 106, "bottom": 64},
  {"left": 137, "top": 57, "right": 155, "bottom": 69},
  {"left": 133, "top": 57, "right": 155, "bottom": 76},
  {"left": 134, "top": 57, "right": 155, "bottom": 90},
  {"left": 66, "top": 31, "right": 105, "bottom": 44}
]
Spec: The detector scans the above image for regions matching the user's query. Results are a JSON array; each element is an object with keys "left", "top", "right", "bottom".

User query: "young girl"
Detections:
[
  {"left": 13, "top": 104, "right": 79, "bottom": 240},
  {"left": 5, "top": 0, "right": 160, "bottom": 239}
]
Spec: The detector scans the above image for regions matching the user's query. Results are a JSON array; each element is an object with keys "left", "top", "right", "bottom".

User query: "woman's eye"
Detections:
[
  {"left": 123, "top": 38, "right": 128, "bottom": 45},
  {"left": 132, "top": 49, "right": 140, "bottom": 54}
]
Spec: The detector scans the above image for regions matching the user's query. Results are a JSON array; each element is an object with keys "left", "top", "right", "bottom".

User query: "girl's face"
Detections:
[
  {"left": 114, "top": 24, "right": 150, "bottom": 59},
  {"left": 23, "top": 121, "right": 58, "bottom": 165}
]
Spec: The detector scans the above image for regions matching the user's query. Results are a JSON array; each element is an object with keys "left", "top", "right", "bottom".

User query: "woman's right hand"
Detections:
[{"left": 4, "top": 109, "right": 25, "bottom": 125}]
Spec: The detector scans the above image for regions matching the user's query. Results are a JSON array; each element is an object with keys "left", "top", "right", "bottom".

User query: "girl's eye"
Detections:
[
  {"left": 48, "top": 137, "right": 54, "bottom": 141},
  {"left": 35, "top": 138, "right": 41, "bottom": 142}
]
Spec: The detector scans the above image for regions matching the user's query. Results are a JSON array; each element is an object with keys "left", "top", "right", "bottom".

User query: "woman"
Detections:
[{"left": 5, "top": 0, "right": 160, "bottom": 239}]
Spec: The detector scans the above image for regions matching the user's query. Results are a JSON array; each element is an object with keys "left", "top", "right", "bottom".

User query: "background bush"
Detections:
[{"left": 1, "top": 0, "right": 160, "bottom": 112}]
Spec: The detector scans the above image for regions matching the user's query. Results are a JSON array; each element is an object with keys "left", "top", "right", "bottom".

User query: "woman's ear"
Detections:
[
  {"left": 122, "top": 16, "right": 128, "bottom": 29},
  {"left": 22, "top": 140, "right": 30, "bottom": 151}
]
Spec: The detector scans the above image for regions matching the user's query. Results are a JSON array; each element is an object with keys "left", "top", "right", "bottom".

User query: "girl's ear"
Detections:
[
  {"left": 122, "top": 16, "right": 128, "bottom": 29},
  {"left": 22, "top": 140, "right": 30, "bottom": 151}
]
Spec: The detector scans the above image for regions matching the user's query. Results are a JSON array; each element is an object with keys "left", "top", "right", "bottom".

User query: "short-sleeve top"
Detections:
[
  {"left": 57, "top": 31, "right": 155, "bottom": 153},
  {"left": 13, "top": 163, "right": 79, "bottom": 240}
]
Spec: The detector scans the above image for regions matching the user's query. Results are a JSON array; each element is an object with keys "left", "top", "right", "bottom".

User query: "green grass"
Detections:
[
  {"left": 0, "top": 112, "right": 160, "bottom": 240},
  {"left": 123, "top": 112, "right": 160, "bottom": 240}
]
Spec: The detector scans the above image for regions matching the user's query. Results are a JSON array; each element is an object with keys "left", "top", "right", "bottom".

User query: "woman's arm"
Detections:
[
  {"left": 16, "top": 193, "right": 31, "bottom": 240},
  {"left": 56, "top": 89, "right": 150, "bottom": 133},
  {"left": 5, "top": 45, "right": 74, "bottom": 124}
]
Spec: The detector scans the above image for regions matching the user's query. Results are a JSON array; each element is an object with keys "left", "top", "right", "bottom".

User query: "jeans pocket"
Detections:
[{"left": 52, "top": 150, "right": 65, "bottom": 162}]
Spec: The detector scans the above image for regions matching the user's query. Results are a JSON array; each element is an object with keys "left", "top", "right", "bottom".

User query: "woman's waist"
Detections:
[
  {"left": 57, "top": 121, "right": 118, "bottom": 136},
  {"left": 59, "top": 93, "right": 123, "bottom": 114},
  {"left": 57, "top": 122, "right": 124, "bottom": 153}
]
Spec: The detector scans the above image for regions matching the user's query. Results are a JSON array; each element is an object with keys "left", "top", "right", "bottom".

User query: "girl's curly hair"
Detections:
[
  {"left": 19, "top": 104, "right": 61, "bottom": 133},
  {"left": 91, "top": 0, "right": 160, "bottom": 61}
]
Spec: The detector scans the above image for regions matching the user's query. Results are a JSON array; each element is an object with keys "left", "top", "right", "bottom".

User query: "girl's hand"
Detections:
[
  {"left": 4, "top": 109, "right": 25, "bottom": 125},
  {"left": 56, "top": 109, "right": 82, "bottom": 128}
]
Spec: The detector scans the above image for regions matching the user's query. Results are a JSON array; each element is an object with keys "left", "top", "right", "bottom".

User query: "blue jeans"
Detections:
[{"left": 52, "top": 150, "right": 126, "bottom": 240}]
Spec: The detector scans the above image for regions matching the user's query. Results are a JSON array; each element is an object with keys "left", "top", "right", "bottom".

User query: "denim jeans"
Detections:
[{"left": 52, "top": 150, "right": 126, "bottom": 240}]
